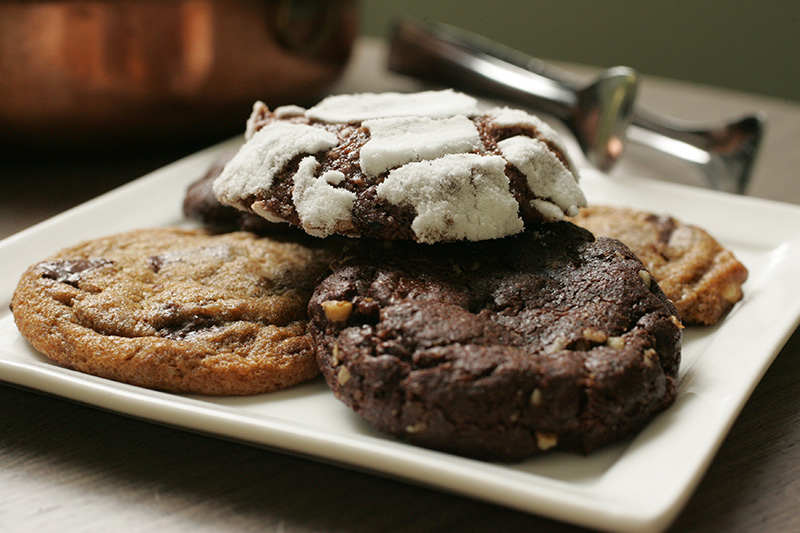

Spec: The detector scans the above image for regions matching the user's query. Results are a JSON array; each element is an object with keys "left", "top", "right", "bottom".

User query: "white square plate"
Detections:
[{"left": 2, "top": 139, "right": 800, "bottom": 532}]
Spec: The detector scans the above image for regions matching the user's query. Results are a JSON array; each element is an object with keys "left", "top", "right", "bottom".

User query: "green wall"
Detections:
[{"left": 360, "top": 1, "right": 800, "bottom": 103}]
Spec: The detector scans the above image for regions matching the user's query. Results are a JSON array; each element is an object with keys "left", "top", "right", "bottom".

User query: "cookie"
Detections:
[
  {"left": 183, "top": 148, "right": 287, "bottom": 234},
  {"left": 308, "top": 222, "right": 682, "bottom": 461},
  {"left": 570, "top": 205, "right": 748, "bottom": 325},
  {"left": 212, "top": 90, "right": 586, "bottom": 243},
  {"left": 11, "top": 227, "right": 341, "bottom": 395}
]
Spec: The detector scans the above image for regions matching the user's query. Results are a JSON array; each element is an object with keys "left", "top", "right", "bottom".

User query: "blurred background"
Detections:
[
  {"left": 2, "top": 0, "right": 798, "bottom": 238},
  {"left": 362, "top": 0, "right": 800, "bottom": 103},
  {"left": 2, "top": 0, "right": 797, "bottom": 156}
]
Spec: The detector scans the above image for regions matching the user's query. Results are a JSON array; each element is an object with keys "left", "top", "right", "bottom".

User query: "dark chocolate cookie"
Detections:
[
  {"left": 308, "top": 222, "right": 682, "bottom": 461},
  {"left": 213, "top": 90, "right": 586, "bottom": 243},
  {"left": 12, "top": 228, "right": 341, "bottom": 395}
]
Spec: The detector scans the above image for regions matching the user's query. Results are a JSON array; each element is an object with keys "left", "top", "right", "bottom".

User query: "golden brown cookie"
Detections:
[
  {"left": 11, "top": 228, "right": 341, "bottom": 395},
  {"left": 570, "top": 205, "right": 748, "bottom": 325}
]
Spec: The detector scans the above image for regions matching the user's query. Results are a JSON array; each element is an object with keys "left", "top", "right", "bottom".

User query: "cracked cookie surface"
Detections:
[
  {"left": 11, "top": 227, "right": 341, "bottom": 395},
  {"left": 308, "top": 222, "right": 682, "bottom": 461},
  {"left": 213, "top": 90, "right": 586, "bottom": 243}
]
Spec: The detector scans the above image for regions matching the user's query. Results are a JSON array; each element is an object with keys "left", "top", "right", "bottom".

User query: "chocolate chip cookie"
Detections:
[
  {"left": 571, "top": 205, "right": 748, "bottom": 325},
  {"left": 308, "top": 222, "right": 682, "bottom": 461},
  {"left": 11, "top": 228, "right": 341, "bottom": 395},
  {"left": 213, "top": 90, "right": 586, "bottom": 243}
]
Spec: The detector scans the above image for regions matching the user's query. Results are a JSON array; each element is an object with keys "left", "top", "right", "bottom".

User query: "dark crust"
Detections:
[
  {"left": 237, "top": 110, "right": 575, "bottom": 239},
  {"left": 308, "top": 222, "right": 682, "bottom": 461}
]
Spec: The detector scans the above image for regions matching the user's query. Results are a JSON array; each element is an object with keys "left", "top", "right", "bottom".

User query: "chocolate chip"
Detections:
[{"left": 39, "top": 259, "right": 112, "bottom": 287}]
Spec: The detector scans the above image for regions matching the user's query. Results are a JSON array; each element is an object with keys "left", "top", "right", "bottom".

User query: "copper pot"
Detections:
[{"left": 0, "top": 0, "right": 357, "bottom": 151}]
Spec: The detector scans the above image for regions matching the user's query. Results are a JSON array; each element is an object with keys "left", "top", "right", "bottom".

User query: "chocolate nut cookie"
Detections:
[
  {"left": 213, "top": 90, "right": 586, "bottom": 243},
  {"left": 308, "top": 222, "right": 682, "bottom": 461},
  {"left": 11, "top": 228, "right": 341, "bottom": 395},
  {"left": 571, "top": 205, "right": 748, "bottom": 325}
]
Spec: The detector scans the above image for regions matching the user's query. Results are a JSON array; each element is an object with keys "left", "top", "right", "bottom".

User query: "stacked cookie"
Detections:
[
  {"left": 200, "top": 90, "right": 684, "bottom": 460},
  {"left": 212, "top": 89, "right": 586, "bottom": 242},
  {"left": 17, "top": 89, "right": 740, "bottom": 462}
]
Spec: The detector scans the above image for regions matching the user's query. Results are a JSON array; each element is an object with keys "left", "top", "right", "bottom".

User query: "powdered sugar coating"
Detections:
[
  {"left": 214, "top": 121, "right": 338, "bottom": 210},
  {"left": 376, "top": 154, "right": 524, "bottom": 243},
  {"left": 291, "top": 157, "right": 355, "bottom": 238},
  {"left": 497, "top": 135, "right": 586, "bottom": 218},
  {"left": 360, "top": 115, "right": 484, "bottom": 177},
  {"left": 214, "top": 90, "right": 586, "bottom": 242},
  {"left": 245, "top": 101, "right": 269, "bottom": 140},
  {"left": 273, "top": 104, "right": 307, "bottom": 118},
  {"left": 489, "top": 106, "right": 579, "bottom": 175},
  {"left": 305, "top": 89, "right": 481, "bottom": 123}
]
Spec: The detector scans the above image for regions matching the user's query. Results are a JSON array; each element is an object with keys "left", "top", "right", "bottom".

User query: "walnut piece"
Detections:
[
  {"left": 535, "top": 431, "right": 558, "bottom": 451},
  {"left": 322, "top": 300, "right": 353, "bottom": 323}
]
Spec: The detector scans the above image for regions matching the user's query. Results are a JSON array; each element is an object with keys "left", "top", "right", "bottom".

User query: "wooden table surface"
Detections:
[{"left": 2, "top": 38, "right": 799, "bottom": 532}]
